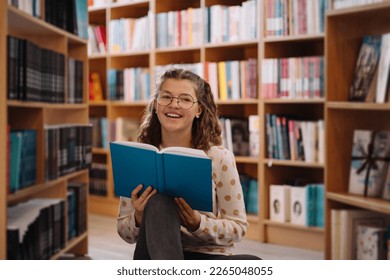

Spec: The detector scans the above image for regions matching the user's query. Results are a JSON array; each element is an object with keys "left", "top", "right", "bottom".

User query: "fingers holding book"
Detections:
[
  {"left": 132, "top": 184, "right": 157, "bottom": 226},
  {"left": 175, "top": 197, "right": 201, "bottom": 232}
]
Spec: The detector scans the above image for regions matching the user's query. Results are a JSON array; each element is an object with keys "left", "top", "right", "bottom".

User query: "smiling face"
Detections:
[{"left": 154, "top": 78, "right": 202, "bottom": 145}]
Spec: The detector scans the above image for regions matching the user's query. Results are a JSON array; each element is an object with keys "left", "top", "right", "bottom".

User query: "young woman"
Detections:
[{"left": 116, "top": 68, "right": 260, "bottom": 260}]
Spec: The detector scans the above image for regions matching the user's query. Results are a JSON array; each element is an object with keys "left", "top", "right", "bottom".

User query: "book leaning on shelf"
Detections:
[{"left": 110, "top": 141, "right": 213, "bottom": 212}]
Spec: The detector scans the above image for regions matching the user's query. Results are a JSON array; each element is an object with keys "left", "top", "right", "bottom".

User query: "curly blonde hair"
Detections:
[{"left": 137, "top": 68, "right": 222, "bottom": 151}]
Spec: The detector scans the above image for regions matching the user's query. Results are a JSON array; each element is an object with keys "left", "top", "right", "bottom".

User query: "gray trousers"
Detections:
[{"left": 133, "top": 194, "right": 261, "bottom": 260}]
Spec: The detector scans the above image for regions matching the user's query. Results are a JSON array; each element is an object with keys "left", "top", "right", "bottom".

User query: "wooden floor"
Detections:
[{"left": 66, "top": 214, "right": 324, "bottom": 260}]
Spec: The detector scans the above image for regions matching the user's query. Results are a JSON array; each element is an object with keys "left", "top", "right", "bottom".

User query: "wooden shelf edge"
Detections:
[
  {"left": 327, "top": 101, "right": 390, "bottom": 111},
  {"left": 263, "top": 98, "right": 325, "bottom": 104},
  {"left": 7, "top": 169, "right": 89, "bottom": 204},
  {"left": 8, "top": 6, "right": 87, "bottom": 44},
  {"left": 263, "top": 159, "right": 324, "bottom": 169},
  {"left": 263, "top": 34, "right": 324, "bottom": 42},
  {"left": 264, "top": 219, "right": 324, "bottom": 233},
  {"left": 51, "top": 232, "right": 88, "bottom": 260},
  {"left": 7, "top": 100, "right": 88, "bottom": 109},
  {"left": 326, "top": 192, "right": 390, "bottom": 215}
]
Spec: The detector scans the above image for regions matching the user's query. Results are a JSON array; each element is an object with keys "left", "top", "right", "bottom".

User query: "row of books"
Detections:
[
  {"left": 107, "top": 68, "right": 151, "bottom": 101},
  {"left": 270, "top": 183, "right": 324, "bottom": 227},
  {"left": 220, "top": 116, "right": 260, "bottom": 158},
  {"left": 88, "top": 25, "right": 107, "bottom": 55},
  {"left": 349, "top": 33, "right": 390, "bottom": 104},
  {"left": 331, "top": 208, "right": 390, "bottom": 260},
  {"left": 9, "top": 129, "right": 36, "bottom": 193},
  {"left": 240, "top": 174, "right": 258, "bottom": 214},
  {"left": 348, "top": 129, "right": 390, "bottom": 201},
  {"left": 44, "top": 0, "right": 88, "bottom": 39},
  {"left": 8, "top": 0, "right": 41, "bottom": 17},
  {"left": 333, "top": 0, "right": 384, "bottom": 9},
  {"left": 44, "top": 124, "right": 92, "bottom": 182},
  {"left": 156, "top": 8, "right": 202, "bottom": 48},
  {"left": 265, "top": 0, "right": 328, "bottom": 37},
  {"left": 7, "top": 36, "right": 84, "bottom": 104},
  {"left": 89, "top": 163, "right": 108, "bottom": 196},
  {"left": 7, "top": 182, "right": 87, "bottom": 259},
  {"left": 109, "top": 14, "right": 151, "bottom": 52},
  {"left": 205, "top": 0, "right": 258, "bottom": 43},
  {"left": 155, "top": 59, "right": 258, "bottom": 101},
  {"left": 265, "top": 114, "right": 324, "bottom": 163},
  {"left": 261, "top": 56, "right": 324, "bottom": 99},
  {"left": 90, "top": 116, "right": 139, "bottom": 149}
]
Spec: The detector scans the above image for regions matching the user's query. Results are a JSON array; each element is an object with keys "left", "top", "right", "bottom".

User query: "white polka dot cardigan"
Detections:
[{"left": 116, "top": 146, "right": 248, "bottom": 256}]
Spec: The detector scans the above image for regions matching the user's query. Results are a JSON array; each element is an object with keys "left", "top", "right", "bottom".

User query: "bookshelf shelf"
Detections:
[
  {"left": 264, "top": 219, "right": 325, "bottom": 233},
  {"left": 326, "top": 192, "right": 390, "bottom": 215},
  {"left": 263, "top": 98, "right": 325, "bottom": 104},
  {"left": 263, "top": 159, "right": 324, "bottom": 169},
  {"left": 7, "top": 169, "right": 89, "bottom": 205},
  {"left": 263, "top": 34, "right": 325, "bottom": 43},
  {"left": 327, "top": 101, "right": 390, "bottom": 111},
  {"left": 2, "top": 2, "right": 90, "bottom": 259},
  {"left": 325, "top": 1, "right": 390, "bottom": 259}
]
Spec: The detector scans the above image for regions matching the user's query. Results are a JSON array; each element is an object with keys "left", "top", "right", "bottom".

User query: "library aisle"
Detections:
[{"left": 78, "top": 214, "right": 324, "bottom": 260}]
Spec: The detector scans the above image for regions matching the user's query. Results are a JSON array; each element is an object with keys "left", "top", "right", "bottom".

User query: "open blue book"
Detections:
[{"left": 110, "top": 141, "right": 213, "bottom": 212}]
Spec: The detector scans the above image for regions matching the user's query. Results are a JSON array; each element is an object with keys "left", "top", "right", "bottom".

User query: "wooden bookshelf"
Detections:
[
  {"left": 1, "top": 3, "right": 90, "bottom": 259},
  {"left": 325, "top": 1, "right": 390, "bottom": 259}
]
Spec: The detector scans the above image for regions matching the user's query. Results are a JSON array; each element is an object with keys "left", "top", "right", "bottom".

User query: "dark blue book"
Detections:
[{"left": 110, "top": 141, "right": 213, "bottom": 212}]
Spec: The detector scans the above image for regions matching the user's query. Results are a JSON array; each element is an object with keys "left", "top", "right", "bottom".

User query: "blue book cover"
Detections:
[{"left": 110, "top": 141, "right": 213, "bottom": 212}]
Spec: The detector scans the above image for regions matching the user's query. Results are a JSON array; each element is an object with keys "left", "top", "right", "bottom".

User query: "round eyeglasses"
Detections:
[{"left": 156, "top": 91, "right": 198, "bottom": 110}]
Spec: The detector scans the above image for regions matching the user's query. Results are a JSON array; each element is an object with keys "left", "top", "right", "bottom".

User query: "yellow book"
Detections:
[{"left": 218, "top": 61, "right": 227, "bottom": 100}]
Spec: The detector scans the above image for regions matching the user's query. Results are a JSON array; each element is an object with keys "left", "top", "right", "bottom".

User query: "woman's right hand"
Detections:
[{"left": 131, "top": 184, "right": 157, "bottom": 226}]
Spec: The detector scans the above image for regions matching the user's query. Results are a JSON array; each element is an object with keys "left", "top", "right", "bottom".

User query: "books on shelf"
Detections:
[
  {"left": 9, "top": 129, "right": 37, "bottom": 193},
  {"left": 375, "top": 33, "right": 390, "bottom": 103},
  {"left": 349, "top": 35, "right": 382, "bottom": 102},
  {"left": 261, "top": 56, "right": 324, "bottom": 99},
  {"left": 7, "top": 198, "right": 66, "bottom": 259},
  {"left": 240, "top": 174, "right": 258, "bottom": 214},
  {"left": 89, "top": 162, "right": 108, "bottom": 196},
  {"left": 110, "top": 141, "right": 213, "bottom": 212},
  {"left": 265, "top": 113, "right": 324, "bottom": 163},
  {"left": 205, "top": 0, "right": 257, "bottom": 43},
  {"left": 107, "top": 68, "right": 151, "bottom": 101},
  {"left": 109, "top": 14, "right": 151, "bottom": 52},
  {"left": 249, "top": 115, "right": 260, "bottom": 157},
  {"left": 265, "top": 0, "right": 328, "bottom": 37},
  {"left": 356, "top": 225, "right": 388, "bottom": 260},
  {"left": 348, "top": 130, "right": 390, "bottom": 198},
  {"left": 331, "top": 209, "right": 390, "bottom": 260}
]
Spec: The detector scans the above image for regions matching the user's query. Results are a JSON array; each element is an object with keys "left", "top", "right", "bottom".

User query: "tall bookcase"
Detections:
[
  {"left": 325, "top": 2, "right": 390, "bottom": 259},
  {"left": 1, "top": 4, "right": 90, "bottom": 259}
]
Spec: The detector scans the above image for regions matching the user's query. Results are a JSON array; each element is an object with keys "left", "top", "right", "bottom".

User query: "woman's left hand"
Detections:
[{"left": 174, "top": 197, "right": 201, "bottom": 232}]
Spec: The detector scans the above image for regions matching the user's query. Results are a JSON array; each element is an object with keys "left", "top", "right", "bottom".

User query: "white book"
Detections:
[
  {"left": 289, "top": 186, "right": 307, "bottom": 225},
  {"left": 270, "top": 185, "right": 291, "bottom": 222},
  {"left": 375, "top": 33, "right": 390, "bottom": 103}
]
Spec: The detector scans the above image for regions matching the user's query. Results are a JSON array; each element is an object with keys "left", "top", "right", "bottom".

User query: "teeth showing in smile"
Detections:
[{"left": 166, "top": 113, "right": 181, "bottom": 118}]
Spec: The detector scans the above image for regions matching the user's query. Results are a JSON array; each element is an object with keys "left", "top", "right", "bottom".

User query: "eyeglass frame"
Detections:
[{"left": 156, "top": 91, "right": 199, "bottom": 110}]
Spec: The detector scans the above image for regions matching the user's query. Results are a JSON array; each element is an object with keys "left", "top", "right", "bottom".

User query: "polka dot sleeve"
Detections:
[
  {"left": 116, "top": 196, "right": 139, "bottom": 244},
  {"left": 191, "top": 147, "right": 248, "bottom": 245}
]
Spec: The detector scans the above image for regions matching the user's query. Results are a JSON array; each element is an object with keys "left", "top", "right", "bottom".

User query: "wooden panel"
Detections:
[
  {"left": 265, "top": 223, "right": 324, "bottom": 251},
  {"left": 89, "top": 196, "right": 120, "bottom": 216}
]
